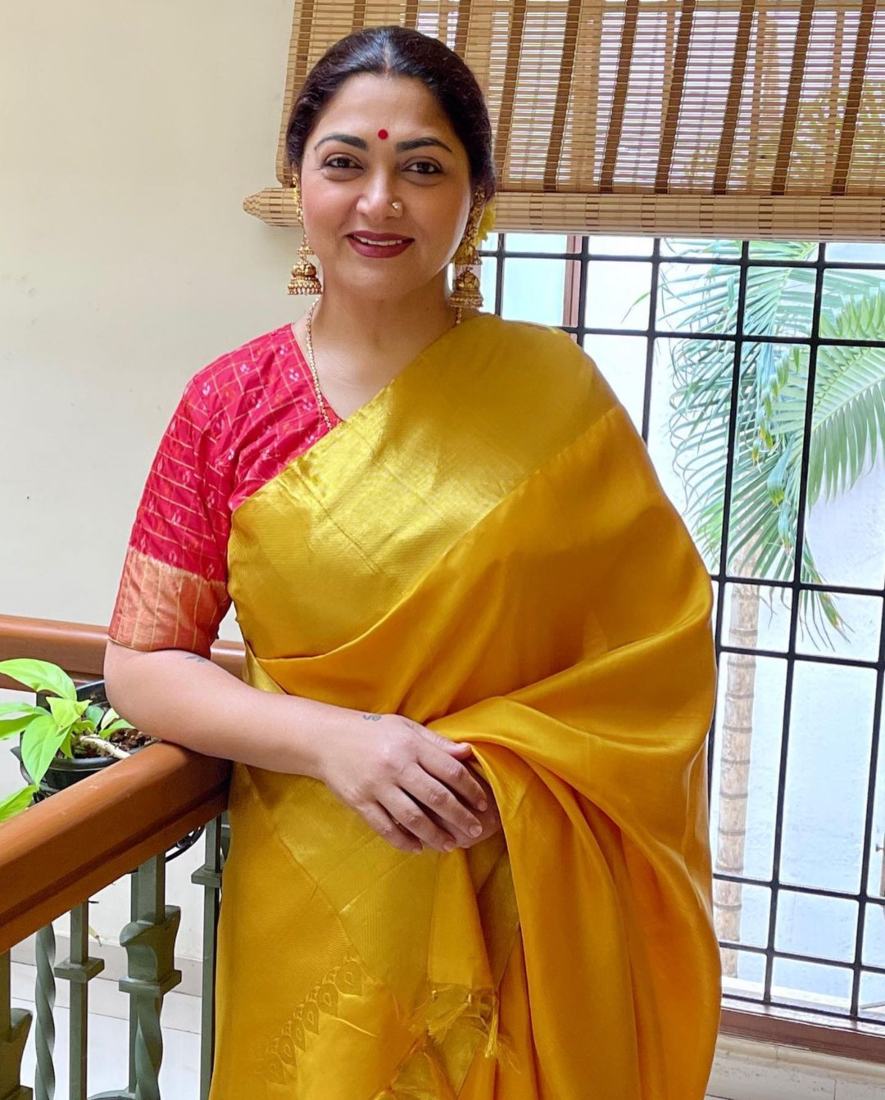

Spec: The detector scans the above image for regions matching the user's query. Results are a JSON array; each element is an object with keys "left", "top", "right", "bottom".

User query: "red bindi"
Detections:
[{"left": 377, "top": 129, "right": 389, "bottom": 140}]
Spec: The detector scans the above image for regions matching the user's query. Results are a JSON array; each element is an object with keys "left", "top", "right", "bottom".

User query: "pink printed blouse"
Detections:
[{"left": 108, "top": 324, "right": 338, "bottom": 657}]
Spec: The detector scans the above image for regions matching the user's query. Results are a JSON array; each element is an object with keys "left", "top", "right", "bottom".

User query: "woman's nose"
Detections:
[{"left": 355, "top": 174, "right": 400, "bottom": 221}]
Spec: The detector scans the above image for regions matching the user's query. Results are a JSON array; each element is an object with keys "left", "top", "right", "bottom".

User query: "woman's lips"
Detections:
[{"left": 347, "top": 235, "right": 413, "bottom": 259}]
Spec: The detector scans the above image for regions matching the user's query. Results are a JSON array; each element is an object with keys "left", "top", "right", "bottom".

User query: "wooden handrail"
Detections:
[
  {"left": 0, "top": 613, "right": 245, "bottom": 686},
  {"left": 0, "top": 741, "right": 230, "bottom": 953}
]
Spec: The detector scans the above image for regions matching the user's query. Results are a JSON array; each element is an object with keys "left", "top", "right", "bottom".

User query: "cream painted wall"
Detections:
[
  {"left": 0, "top": 0, "right": 309, "bottom": 960},
  {"left": 1, "top": 1, "right": 302, "bottom": 637}
]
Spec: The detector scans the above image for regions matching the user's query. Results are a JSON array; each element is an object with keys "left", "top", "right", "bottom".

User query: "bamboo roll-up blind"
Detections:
[{"left": 243, "top": 0, "right": 885, "bottom": 240}]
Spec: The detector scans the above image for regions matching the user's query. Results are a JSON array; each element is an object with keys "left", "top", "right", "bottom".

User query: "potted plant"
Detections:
[{"left": 0, "top": 658, "right": 155, "bottom": 822}]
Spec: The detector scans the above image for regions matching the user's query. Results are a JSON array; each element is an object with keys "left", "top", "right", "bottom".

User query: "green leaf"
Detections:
[
  {"left": 0, "top": 702, "right": 44, "bottom": 719},
  {"left": 0, "top": 786, "right": 38, "bottom": 823},
  {"left": 47, "top": 697, "right": 88, "bottom": 730},
  {"left": 99, "top": 707, "right": 133, "bottom": 733},
  {"left": 0, "top": 697, "right": 57, "bottom": 739},
  {"left": 83, "top": 704, "right": 105, "bottom": 729},
  {"left": 0, "top": 710, "right": 48, "bottom": 740},
  {"left": 0, "top": 659, "right": 76, "bottom": 700},
  {"left": 99, "top": 718, "right": 134, "bottom": 736},
  {"left": 21, "top": 712, "right": 69, "bottom": 786}
]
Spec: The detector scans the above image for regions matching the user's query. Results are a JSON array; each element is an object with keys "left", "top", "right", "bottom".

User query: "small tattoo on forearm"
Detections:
[
  {"left": 362, "top": 712, "right": 383, "bottom": 721},
  {"left": 183, "top": 653, "right": 209, "bottom": 663}
]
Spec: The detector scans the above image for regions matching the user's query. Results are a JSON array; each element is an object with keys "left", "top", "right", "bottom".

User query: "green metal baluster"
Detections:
[
  {"left": 218, "top": 815, "right": 230, "bottom": 865},
  {"left": 122, "top": 857, "right": 181, "bottom": 1100},
  {"left": 0, "top": 950, "right": 32, "bottom": 1100},
  {"left": 190, "top": 816, "right": 225, "bottom": 1100},
  {"left": 93, "top": 856, "right": 181, "bottom": 1100},
  {"left": 124, "top": 872, "right": 138, "bottom": 1100},
  {"left": 53, "top": 903, "right": 103, "bottom": 1100},
  {"left": 91, "top": 874, "right": 138, "bottom": 1100},
  {"left": 34, "top": 926, "right": 55, "bottom": 1100}
]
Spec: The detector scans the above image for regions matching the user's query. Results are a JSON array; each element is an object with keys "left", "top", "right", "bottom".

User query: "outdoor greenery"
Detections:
[{"left": 660, "top": 240, "right": 885, "bottom": 644}]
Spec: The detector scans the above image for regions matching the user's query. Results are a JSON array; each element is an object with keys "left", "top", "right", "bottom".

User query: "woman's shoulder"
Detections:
[
  {"left": 475, "top": 313, "right": 602, "bottom": 380},
  {"left": 166, "top": 322, "right": 324, "bottom": 511},
  {"left": 169, "top": 322, "right": 312, "bottom": 437},
  {"left": 477, "top": 312, "right": 592, "bottom": 356},
  {"left": 471, "top": 312, "right": 614, "bottom": 418}
]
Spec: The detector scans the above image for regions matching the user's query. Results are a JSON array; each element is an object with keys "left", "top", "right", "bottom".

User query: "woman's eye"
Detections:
[
  {"left": 324, "top": 156, "right": 359, "bottom": 170},
  {"left": 321, "top": 157, "right": 441, "bottom": 175}
]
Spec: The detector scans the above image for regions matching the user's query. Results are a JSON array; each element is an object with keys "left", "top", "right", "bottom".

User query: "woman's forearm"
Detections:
[
  {"left": 103, "top": 641, "right": 357, "bottom": 778},
  {"left": 104, "top": 641, "right": 497, "bottom": 850}
]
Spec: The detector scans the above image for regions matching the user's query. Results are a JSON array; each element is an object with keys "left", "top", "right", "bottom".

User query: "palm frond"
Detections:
[
  {"left": 657, "top": 239, "right": 884, "bottom": 647},
  {"left": 769, "top": 295, "right": 885, "bottom": 502}
]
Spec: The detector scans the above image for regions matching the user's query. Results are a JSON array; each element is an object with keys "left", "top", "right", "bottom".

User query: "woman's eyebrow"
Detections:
[{"left": 314, "top": 133, "right": 453, "bottom": 154}]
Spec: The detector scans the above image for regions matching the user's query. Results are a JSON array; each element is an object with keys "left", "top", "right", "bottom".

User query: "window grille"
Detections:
[{"left": 478, "top": 231, "right": 885, "bottom": 1028}]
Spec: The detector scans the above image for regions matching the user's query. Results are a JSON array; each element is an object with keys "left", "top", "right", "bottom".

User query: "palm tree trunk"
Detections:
[{"left": 713, "top": 567, "right": 761, "bottom": 977}]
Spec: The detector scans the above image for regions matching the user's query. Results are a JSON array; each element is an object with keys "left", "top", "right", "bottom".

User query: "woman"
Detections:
[{"left": 104, "top": 24, "right": 721, "bottom": 1100}]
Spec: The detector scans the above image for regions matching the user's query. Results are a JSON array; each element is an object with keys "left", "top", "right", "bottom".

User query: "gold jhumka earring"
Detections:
[
  {"left": 287, "top": 177, "right": 323, "bottom": 296},
  {"left": 449, "top": 187, "right": 487, "bottom": 310}
]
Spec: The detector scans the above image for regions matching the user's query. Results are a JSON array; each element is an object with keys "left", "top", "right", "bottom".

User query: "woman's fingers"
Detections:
[
  {"left": 322, "top": 716, "right": 492, "bottom": 854},
  {"left": 400, "top": 723, "right": 485, "bottom": 812},
  {"left": 442, "top": 740, "right": 474, "bottom": 757},
  {"left": 359, "top": 802, "right": 423, "bottom": 854},
  {"left": 382, "top": 789, "right": 459, "bottom": 852},
  {"left": 425, "top": 803, "right": 502, "bottom": 849},
  {"left": 417, "top": 744, "right": 488, "bottom": 814},
  {"left": 408, "top": 722, "right": 474, "bottom": 759},
  {"left": 402, "top": 767, "right": 484, "bottom": 842}
]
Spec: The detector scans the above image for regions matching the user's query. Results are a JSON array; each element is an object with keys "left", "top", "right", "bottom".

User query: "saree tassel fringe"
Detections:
[{"left": 420, "top": 985, "right": 510, "bottom": 1065}]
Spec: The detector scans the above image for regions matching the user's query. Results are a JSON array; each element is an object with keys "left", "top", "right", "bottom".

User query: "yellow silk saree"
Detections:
[{"left": 209, "top": 313, "right": 721, "bottom": 1099}]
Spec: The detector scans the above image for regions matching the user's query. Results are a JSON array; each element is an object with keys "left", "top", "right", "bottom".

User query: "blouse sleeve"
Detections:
[{"left": 108, "top": 377, "right": 232, "bottom": 658}]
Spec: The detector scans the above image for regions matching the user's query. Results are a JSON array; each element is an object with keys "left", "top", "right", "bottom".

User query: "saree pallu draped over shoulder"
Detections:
[{"left": 209, "top": 314, "right": 721, "bottom": 1100}]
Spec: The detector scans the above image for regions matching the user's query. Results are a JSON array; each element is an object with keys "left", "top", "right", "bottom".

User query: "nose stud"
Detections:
[{"left": 390, "top": 200, "right": 402, "bottom": 213}]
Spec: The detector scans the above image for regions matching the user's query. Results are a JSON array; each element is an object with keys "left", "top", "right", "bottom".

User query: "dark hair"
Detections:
[{"left": 285, "top": 25, "right": 496, "bottom": 203}]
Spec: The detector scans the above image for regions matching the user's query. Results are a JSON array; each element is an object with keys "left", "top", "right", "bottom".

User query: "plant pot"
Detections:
[
  {"left": 12, "top": 742, "right": 116, "bottom": 794},
  {"left": 15, "top": 679, "right": 149, "bottom": 798}
]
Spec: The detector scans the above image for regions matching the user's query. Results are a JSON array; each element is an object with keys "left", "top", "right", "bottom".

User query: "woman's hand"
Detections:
[
  {"left": 424, "top": 766, "right": 502, "bottom": 848},
  {"left": 459, "top": 768, "right": 503, "bottom": 845},
  {"left": 316, "top": 713, "right": 492, "bottom": 854}
]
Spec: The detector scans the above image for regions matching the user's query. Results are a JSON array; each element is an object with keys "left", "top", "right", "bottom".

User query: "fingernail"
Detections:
[
  {"left": 478, "top": 798, "right": 488, "bottom": 812},
  {"left": 470, "top": 824, "right": 482, "bottom": 837},
  {"left": 443, "top": 841, "right": 455, "bottom": 852}
]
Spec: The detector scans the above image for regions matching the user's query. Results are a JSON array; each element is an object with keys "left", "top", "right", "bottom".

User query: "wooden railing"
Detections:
[
  {"left": 0, "top": 742, "right": 230, "bottom": 955},
  {"left": 0, "top": 614, "right": 882, "bottom": 1096}
]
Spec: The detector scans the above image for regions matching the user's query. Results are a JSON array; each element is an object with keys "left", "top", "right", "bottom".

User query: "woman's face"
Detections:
[{"left": 298, "top": 73, "right": 474, "bottom": 303}]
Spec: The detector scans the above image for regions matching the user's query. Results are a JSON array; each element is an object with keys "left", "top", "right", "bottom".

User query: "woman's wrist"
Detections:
[{"left": 283, "top": 700, "right": 365, "bottom": 782}]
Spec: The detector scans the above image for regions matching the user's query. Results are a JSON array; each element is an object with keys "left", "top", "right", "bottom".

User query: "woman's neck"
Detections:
[
  {"left": 313, "top": 286, "right": 457, "bottom": 362},
  {"left": 302, "top": 281, "right": 475, "bottom": 391}
]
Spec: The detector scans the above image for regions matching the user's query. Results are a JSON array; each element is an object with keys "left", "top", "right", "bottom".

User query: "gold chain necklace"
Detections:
[{"left": 303, "top": 300, "right": 464, "bottom": 431}]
